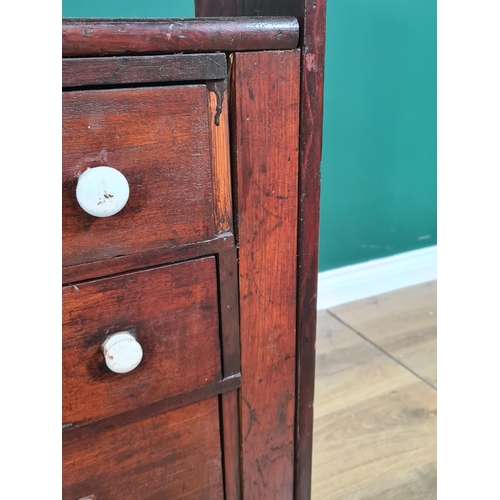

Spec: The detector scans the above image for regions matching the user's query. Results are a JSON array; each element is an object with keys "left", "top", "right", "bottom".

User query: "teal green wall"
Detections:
[
  {"left": 319, "top": 0, "right": 437, "bottom": 271},
  {"left": 63, "top": 0, "right": 437, "bottom": 273}
]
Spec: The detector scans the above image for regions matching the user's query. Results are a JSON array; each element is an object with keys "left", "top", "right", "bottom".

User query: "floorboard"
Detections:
[
  {"left": 312, "top": 281, "right": 437, "bottom": 499},
  {"left": 330, "top": 281, "right": 437, "bottom": 387}
]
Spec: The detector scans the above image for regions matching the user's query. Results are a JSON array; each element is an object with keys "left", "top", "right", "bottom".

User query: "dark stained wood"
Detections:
[
  {"left": 231, "top": 50, "right": 301, "bottom": 498},
  {"left": 195, "top": 0, "right": 315, "bottom": 17},
  {"left": 195, "top": 0, "right": 244, "bottom": 16},
  {"left": 293, "top": 3, "right": 326, "bottom": 496},
  {"left": 217, "top": 248, "right": 242, "bottom": 500},
  {"left": 63, "top": 53, "right": 227, "bottom": 88},
  {"left": 196, "top": 0, "right": 306, "bottom": 18},
  {"left": 63, "top": 373, "right": 241, "bottom": 445},
  {"left": 61, "top": 7, "right": 326, "bottom": 497},
  {"left": 63, "top": 397, "right": 225, "bottom": 500},
  {"left": 208, "top": 81, "right": 234, "bottom": 234},
  {"left": 62, "top": 18, "right": 299, "bottom": 57},
  {"left": 217, "top": 249, "right": 241, "bottom": 377},
  {"left": 196, "top": 4, "right": 326, "bottom": 497},
  {"left": 62, "top": 231, "right": 234, "bottom": 285},
  {"left": 62, "top": 257, "right": 221, "bottom": 425},
  {"left": 63, "top": 85, "right": 216, "bottom": 268},
  {"left": 220, "top": 391, "right": 242, "bottom": 500}
]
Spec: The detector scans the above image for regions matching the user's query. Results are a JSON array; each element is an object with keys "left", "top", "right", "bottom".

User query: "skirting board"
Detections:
[{"left": 317, "top": 245, "right": 437, "bottom": 310}]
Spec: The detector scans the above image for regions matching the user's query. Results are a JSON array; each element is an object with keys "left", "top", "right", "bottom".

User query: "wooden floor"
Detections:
[{"left": 312, "top": 281, "right": 437, "bottom": 499}]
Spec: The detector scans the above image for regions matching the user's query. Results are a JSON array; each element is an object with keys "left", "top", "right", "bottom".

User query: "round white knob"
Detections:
[
  {"left": 76, "top": 166, "right": 129, "bottom": 217},
  {"left": 102, "top": 332, "right": 143, "bottom": 374}
]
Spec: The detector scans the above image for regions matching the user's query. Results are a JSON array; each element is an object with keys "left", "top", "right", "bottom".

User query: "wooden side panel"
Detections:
[
  {"left": 232, "top": 50, "right": 301, "bottom": 498},
  {"left": 208, "top": 82, "right": 234, "bottom": 234},
  {"left": 62, "top": 257, "right": 221, "bottom": 425},
  {"left": 218, "top": 248, "right": 241, "bottom": 377},
  {"left": 221, "top": 391, "right": 242, "bottom": 500},
  {"left": 217, "top": 249, "right": 242, "bottom": 499},
  {"left": 293, "top": 3, "right": 327, "bottom": 496},
  {"left": 63, "top": 397, "right": 224, "bottom": 500},
  {"left": 197, "top": 4, "right": 327, "bottom": 497}
]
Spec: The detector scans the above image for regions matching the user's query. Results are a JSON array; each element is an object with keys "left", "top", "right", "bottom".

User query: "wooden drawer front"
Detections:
[
  {"left": 63, "top": 85, "right": 215, "bottom": 268},
  {"left": 63, "top": 397, "right": 224, "bottom": 500},
  {"left": 63, "top": 257, "right": 221, "bottom": 425}
]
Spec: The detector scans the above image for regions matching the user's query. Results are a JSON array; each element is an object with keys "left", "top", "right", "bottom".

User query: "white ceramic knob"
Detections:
[
  {"left": 102, "top": 332, "right": 143, "bottom": 374},
  {"left": 76, "top": 166, "right": 129, "bottom": 217}
]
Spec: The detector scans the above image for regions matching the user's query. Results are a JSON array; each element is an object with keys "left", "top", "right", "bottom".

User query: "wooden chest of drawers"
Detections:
[{"left": 62, "top": 2, "right": 325, "bottom": 498}]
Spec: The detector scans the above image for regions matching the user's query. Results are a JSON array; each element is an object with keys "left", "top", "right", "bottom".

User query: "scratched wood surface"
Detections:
[
  {"left": 208, "top": 81, "right": 234, "bottom": 234},
  {"left": 62, "top": 257, "right": 221, "bottom": 426},
  {"left": 217, "top": 248, "right": 241, "bottom": 378},
  {"left": 63, "top": 397, "right": 225, "bottom": 500},
  {"left": 291, "top": 2, "right": 327, "bottom": 494},
  {"left": 221, "top": 390, "right": 242, "bottom": 500},
  {"left": 63, "top": 85, "right": 215, "bottom": 268},
  {"left": 195, "top": 4, "right": 327, "bottom": 496},
  {"left": 63, "top": 375, "right": 241, "bottom": 446},
  {"left": 62, "top": 232, "right": 234, "bottom": 285},
  {"left": 312, "top": 283, "right": 437, "bottom": 499},
  {"left": 62, "top": 53, "right": 227, "bottom": 88},
  {"left": 62, "top": 18, "right": 299, "bottom": 57},
  {"left": 217, "top": 248, "right": 242, "bottom": 499},
  {"left": 231, "top": 50, "right": 301, "bottom": 498}
]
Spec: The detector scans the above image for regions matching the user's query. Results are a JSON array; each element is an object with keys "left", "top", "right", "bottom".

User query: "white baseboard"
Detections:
[{"left": 317, "top": 246, "right": 437, "bottom": 310}]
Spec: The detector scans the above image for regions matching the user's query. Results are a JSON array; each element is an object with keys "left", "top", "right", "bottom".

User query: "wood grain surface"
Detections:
[
  {"left": 217, "top": 249, "right": 242, "bottom": 500},
  {"left": 63, "top": 374, "right": 241, "bottom": 445},
  {"left": 62, "top": 231, "right": 234, "bottom": 285},
  {"left": 63, "top": 85, "right": 215, "bottom": 268},
  {"left": 231, "top": 50, "right": 301, "bottom": 498},
  {"left": 195, "top": 5, "right": 327, "bottom": 496},
  {"left": 63, "top": 397, "right": 225, "bottom": 500},
  {"left": 60, "top": 12, "right": 329, "bottom": 499},
  {"left": 208, "top": 81, "right": 234, "bottom": 234},
  {"left": 331, "top": 281, "right": 437, "bottom": 388},
  {"left": 62, "top": 53, "right": 227, "bottom": 88},
  {"left": 62, "top": 257, "right": 221, "bottom": 425},
  {"left": 217, "top": 249, "right": 241, "bottom": 377},
  {"left": 62, "top": 18, "right": 299, "bottom": 57},
  {"left": 292, "top": 2, "right": 327, "bottom": 495},
  {"left": 221, "top": 390, "right": 242, "bottom": 500},
  {"left": 312, "top": 287, "right": 437, "bottom": 500}
]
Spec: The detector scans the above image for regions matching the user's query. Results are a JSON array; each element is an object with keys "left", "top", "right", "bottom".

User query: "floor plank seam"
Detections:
[{"left": 326, "top": 310, "right": 437, "bottom": 392}]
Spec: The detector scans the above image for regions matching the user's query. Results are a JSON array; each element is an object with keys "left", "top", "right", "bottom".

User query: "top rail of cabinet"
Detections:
[{"left": 62, "top": 17, "right": 300, "bottom": 57}]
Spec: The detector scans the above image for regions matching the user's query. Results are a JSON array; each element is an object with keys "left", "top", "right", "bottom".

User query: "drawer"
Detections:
[
  {"left": 63, "top": 397, "right": 224, "bottom": 500},
  {"left": 62, "top": 256, "right": 221, "bottom": 425},
  {"left": 62, "top": 85, "right": 217, "bottom": 268}
]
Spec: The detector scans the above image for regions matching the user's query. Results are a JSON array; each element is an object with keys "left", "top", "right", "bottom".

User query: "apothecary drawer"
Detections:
[
  {"left": 62, "top": 256, "right": 221, "bottom": 425},
  {"left": 63, "top": 397, "right": 225, "bottom": 500},
  {"left": 62, "top": 85, "right": 217, "bottom": 268}
]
